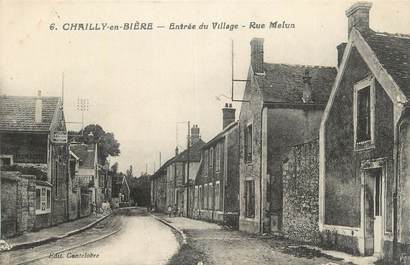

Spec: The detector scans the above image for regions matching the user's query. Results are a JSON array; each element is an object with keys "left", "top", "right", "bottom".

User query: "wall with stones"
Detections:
[
  {"left": 1, "top": 171, "right": 37, "bottom": 238},
  {"left": 282, "top": 139, "right": 320, "bottom": 244}
]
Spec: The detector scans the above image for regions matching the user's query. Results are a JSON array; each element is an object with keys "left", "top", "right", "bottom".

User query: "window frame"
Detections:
[
  {"left": 0, "top": 155, "right": 13, "bottom": 166},
  {"left": 215, "top": 144, "right": 221, "bottom": 172},
  {"left": 353, "top": 76, "right": 375, "bottom": 151},
  {"left": 244, "top": 123, "right": 253, "bottom": 163},
  {"left": 244, "top": 180, "right": 255, "bottom": 218},
  {"left": 35, "top": 186, "right": 52, "bottom": 215},
  {"left": 215, "top": 181, "right": 220, "bottom": 211}
]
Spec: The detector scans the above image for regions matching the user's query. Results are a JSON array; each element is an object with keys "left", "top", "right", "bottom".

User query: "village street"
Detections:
[
  {"left": 0, "top": 208, "right": 179, "bottom": 265},
  {"left": 0, "top": 207, "right": 373, "bottom": 265}
]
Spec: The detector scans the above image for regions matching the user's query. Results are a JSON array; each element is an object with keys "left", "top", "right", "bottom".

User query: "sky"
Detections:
[{"left": 1, "top": 0, "right": 409, "bottom": 174}]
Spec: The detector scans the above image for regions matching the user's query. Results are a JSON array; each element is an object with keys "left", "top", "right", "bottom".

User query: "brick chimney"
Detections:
[
  {"left": 302, "top": 69, "right": 313, "bottom": 103},
  {"left": 35, "top": 90, "right": 42, "bottom": 123},
  {"left": 250, "top": 38, "right": 264, "bottom": 75},
  {"left": 190, "top": 125, "right": 201, "bottom": 145},
  {"left": 337, "top": 42, "right": 347, "bottom": 67},
  {"left": 222, "top": 103, "right": 235, "bottom": 129},
  {"left": 346, "top": 2, "right": 372, "bottom": 37}
]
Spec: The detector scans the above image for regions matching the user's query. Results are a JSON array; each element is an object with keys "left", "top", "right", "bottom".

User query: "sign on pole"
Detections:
[{"left": 51, "top": 131, "right": 68, "bottom": 144}]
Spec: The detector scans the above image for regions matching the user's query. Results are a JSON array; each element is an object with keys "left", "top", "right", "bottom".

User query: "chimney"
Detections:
[
  {"left": 302, "top": 69, "right": 313, "bottom": 103},
  {"left": 190, "top": 125, "right": 201, "bottom": 145},
  {"left": 175, "top": 146, "right": 179, "bottom": 156},
  {"left": 222, "top": 103, "right": 235, "bottom": 129},
  {"left": 345, "top": 2, "right": 372, "bottom": 37},
  {"left": 250, "top": 38, "right": 264, "bottom": 75},
  {"left": 337, "top": 42, "right": 347, "bottom": 67},
  {"left": 35, "top": 90, "right": 42, "bottom": 123}
]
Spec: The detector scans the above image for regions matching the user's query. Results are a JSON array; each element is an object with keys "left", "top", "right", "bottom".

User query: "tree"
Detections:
[{"left": 80, "top": 124, "right": 120, "bottom": 164}]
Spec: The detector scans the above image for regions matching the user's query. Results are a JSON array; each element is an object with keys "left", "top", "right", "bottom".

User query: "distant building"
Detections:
[
  {"left": 151, "top": 158, "right": 173, "bottom": 212},
  {"left": 193, "top": 104, "right": 240, "bottom": 228},
  {"left": 0, "top": 91, "right": 69, "bottom": 236},
  {"left": 169, "top": 126, "right": 205, "bottom": 217},
  {"left": 238, "top": 38, "right": 337, "bottom": 234},
  {"left": 320, "top": 2, "right": 410, "bottom": 260}
]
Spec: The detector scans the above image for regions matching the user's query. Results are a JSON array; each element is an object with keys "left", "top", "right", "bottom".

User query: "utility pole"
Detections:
[
  {"left": 186, "top": 121, "right": 190, "bottom": 218},
  {"left": 77, "top": 98, "right": 89, "bottom": 133}
]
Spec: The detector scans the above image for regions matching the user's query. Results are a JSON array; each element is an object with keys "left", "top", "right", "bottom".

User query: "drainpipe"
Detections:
[
  {"left": 393, "top": 107, "right": 409, "bottom": 265},
  {"left": 259, "top": 105, "right": 266, "bottom": 234}
]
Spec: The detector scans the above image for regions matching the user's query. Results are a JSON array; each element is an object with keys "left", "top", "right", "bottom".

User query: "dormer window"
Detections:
[{"left": 354, "top": 76, "right": 375, "bottom": 150}]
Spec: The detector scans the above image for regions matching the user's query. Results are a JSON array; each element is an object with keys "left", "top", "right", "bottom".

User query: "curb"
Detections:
[
  {"left": 8, "top": 212, "right": 113, "bottom": 251},
  {"left": 151, "top": 214, "right": 187, "bottom": 245}
]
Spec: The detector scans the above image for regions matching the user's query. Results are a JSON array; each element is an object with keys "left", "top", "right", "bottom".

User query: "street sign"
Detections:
[{"left": 51, "top": 131, "right": 68, "bottom": 144}]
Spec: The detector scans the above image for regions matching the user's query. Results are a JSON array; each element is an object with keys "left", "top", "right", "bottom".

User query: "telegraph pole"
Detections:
[{"left": 186, "top": 121, "right": 190, "bottom": 218}]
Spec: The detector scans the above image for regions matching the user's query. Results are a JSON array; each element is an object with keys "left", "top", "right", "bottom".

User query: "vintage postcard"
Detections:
[{"left": 0, "top": 0, "right": 409, "bottom": 264}]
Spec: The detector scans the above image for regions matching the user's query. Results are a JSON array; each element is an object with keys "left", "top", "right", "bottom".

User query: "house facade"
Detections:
[
  {"left": 151, "top": 160, "right": 170, "bottom": 212},
  {"left": 0, "top": 91, "right": 69, "bottom": 235},
  {"left": 193, "top": 104, "right": 240, "bottom": 228},
  {"left": 238, "top": 38, "right": 337, "bottom": 234},
  {"left": 320, "top": 2, "right": 410, "bottom": 260}
]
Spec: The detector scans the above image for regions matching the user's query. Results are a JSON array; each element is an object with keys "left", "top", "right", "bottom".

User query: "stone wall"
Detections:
[
  {"left": 282, "top": 139, "right": 320, "bottom": 244},
  {"left": 1, "top": 171, "right": 37, "bottom": 238}
]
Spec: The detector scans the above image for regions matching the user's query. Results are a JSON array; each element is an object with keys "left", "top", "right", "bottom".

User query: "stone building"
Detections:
[
  {"left": 193, "top": 104, "right": 240, "bottom": 228},
  {"left": 238, "top": 38, "right": 337, "bottom": 234},
  {"left": 151, "top": 158, "right": 173, "bottom": 212},
  {"left": 319, "top": 2, "right": 410, "bottom": 260},
  {"left": 70, "top": 143, "right": 108, "bottom": 212},
  {"left": 0, "top": 91, "right": 69, "bottom": 236},
  {"left": 170, "top": 126, "right": 204, "bottom": 217}
]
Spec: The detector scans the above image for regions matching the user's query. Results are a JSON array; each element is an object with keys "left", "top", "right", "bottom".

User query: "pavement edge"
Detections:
[
  {"left": 150, "top": 214, "right": 187, "bottom": 246},
  {"left": 8, "top": 212, "right": 113, "bottom": 251}
]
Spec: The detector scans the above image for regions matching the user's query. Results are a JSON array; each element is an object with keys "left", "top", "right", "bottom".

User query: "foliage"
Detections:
[{"left": 77, "top": 124, "right": 121, "bottom": 164}]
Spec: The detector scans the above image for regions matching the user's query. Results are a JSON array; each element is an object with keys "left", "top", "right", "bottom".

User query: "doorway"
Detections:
[{"left": 364, "top": 167, "right": 383, "bottom": 256}]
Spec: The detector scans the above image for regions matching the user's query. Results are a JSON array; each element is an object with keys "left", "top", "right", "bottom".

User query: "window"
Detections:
[
  {"left": 354, "top": 77, "right": 375, "bottom": 149},
  {"left": 204, "top": 150, "right": 209, "bottom": 176},
  {"left": 209, "top": 183, "right": 213, "bottom": 210},
  {"left": 204, "top": 184, "right": 208, "bottom": 209},
  {"left": 245, "top": 180, "right": 255, "bottom": 218},
  {"left": 35, "top": 186, "right": 51, "bottom": 215},
  {"left": 215, "top": 181, "right": 220, "bottom": 211},
  {"left": 199, "top": 185, "right": 203, "bottom": 209},
  {"left": 194, "top": 186, "right": 199, "bottom": 209},
  {"left": 215, "top": 144, "right": 221, "bottom": 172},
  {"left": 209, "top": 148, "right": 214, "bottom": 171},
  {"left": 244, "top": 124, "right": 253, "bottom": 162},
  {"left": 357, "top": 86, "right": 371, "bottom": 142},
  {"left": 0, "top": 155, "right": 13, "bottom": 166}
]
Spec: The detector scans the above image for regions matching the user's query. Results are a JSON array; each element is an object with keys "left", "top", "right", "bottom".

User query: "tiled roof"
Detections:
[
  {"left": 363, "top": 31, "right": 410, "bottom": 98},
  {"left": 202, "top": 121, "right": 238, "bottom": 150},
  {"left": 174, "top": 139, "right": 206, "bottom": 162},
  {"left": 0, "top": 95, "right": 60, "bottom": 132},
  {"left": 256, "top": 64, "right": 337, "bottom": 104},
  {"left": 152, "top": 157, "right": 175, "bottom": 179},
  {"left": 70, "top": 144, "right": 96, "bottom": 169}
]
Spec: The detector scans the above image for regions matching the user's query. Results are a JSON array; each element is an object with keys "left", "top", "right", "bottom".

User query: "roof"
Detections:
[
  {"left": 0, "top": 95, "right": 61, "bottom": 132},
  {"left": 202, "top": 121, "right": 238, "bottom": 150},
  {"left": 174, "top": 139, "right": 206, "bottom": 162},
  {"left": 152, "top": 156, "right": 175, "bottom": 179},
  {"left": 363, "top": 31, "right": 410, "bottom": 98},
  {"left": 255, "top": 64, "right": 337, "bottom": 104},
  {"left": 70, "top": 144, "right": 96, "bottom": 169}
]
